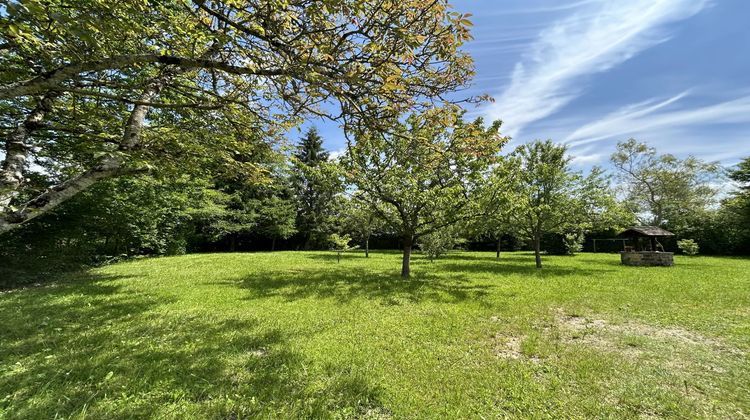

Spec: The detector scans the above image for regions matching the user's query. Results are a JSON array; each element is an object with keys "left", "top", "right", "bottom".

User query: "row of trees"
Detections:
[{"left": 4, "top": 108, "right": 745, "bottom": 278}]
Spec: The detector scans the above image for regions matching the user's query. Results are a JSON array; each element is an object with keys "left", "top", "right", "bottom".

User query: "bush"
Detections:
[
  {"left": 677, "top": 239, "right": 699, "bottom": 256},
  {"left": 563, "top": 233, "right": 584, "bottom": 255},
  {"left": 418, "top": 230, "right": 456, "bottom": 261}
]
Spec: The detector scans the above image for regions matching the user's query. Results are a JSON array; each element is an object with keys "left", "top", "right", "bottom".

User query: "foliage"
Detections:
[
  {"left": 1, "top": 0, "right": 476, "bottom": 232},
  {"left": 503, "top": 140, "right": 620, "bottom": 268},
  {"left": 728, "top": 157, "right": 750, "bottom": 189},
  {"left": 418, "top": 228, "right": 458, "bottom": 261},
  {"left": 0, "top": 175, "right": 200, "bottom": 278},
  {"left": 610, "top": 139, "right": 721, "bottom": 231},
  {"left": 563, "top": 232, "right": 585, "bottom": 255},
  {"left": 341, "top": 194, "right": 385, "bottom": 257},
  {"left": 257, "top": 195, "right": 297, "bottom": 250},
  {"left": 677, "top": 239, "right": 700, "bottom": 256},
  {"left": 327, "top": 233, "right": 358, "bottom": 263},
  {"left": 292, "top": 128, "right": 344, "bottom": 249},
  {"left": 344, "top": 106, "right": 506, "bottom": 276}
]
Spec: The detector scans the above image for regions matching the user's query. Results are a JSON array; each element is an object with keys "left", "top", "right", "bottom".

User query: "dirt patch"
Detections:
[
  {"left": 493, "top": 334, "right": 524, "bottom": 360},
  {"left": 488, "top": 310, "right": 744, "bottom": 363},
  {"left": 248, "top": 348, "right": 267, "bottom": 357},
  {"left": 551, "top": 308, "right": 744, "bottom": 358}
]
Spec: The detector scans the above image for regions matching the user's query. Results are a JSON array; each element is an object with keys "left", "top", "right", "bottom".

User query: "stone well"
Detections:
[{"left": 620, "top": 251, "right": 674, "bottom": 267}]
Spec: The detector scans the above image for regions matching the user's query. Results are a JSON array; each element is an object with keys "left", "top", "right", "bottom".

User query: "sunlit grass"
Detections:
[{"left": 1, "top": 251, "right": 749, "bottom": 418}]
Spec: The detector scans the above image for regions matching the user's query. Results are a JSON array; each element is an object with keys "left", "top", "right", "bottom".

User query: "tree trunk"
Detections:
[
  {"left": 229, "top": 234, "right": 237, "bottom": 252},
  {"left": 271, "top": 237, "right": 276, "bottom": 251},
  {"left": 1, "top": 93, "right": 56, "bottom": 209},
  {"left": 0, "top": 68, "right": 178, "bottom": 234},
  {"left": 365, "top": 233, "right": 370, "bottom": 258},
  {"left": 496, "top": 238, "right": 501, "bottom": 260},
  {"left": 401, "top": 236, "right": 413, "bottom": 278},
  {"left": 534, "top": 234, "right": 542, "bottom": 269}
]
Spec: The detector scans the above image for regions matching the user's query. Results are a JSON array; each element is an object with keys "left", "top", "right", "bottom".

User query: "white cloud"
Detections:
[
  {"left": 483, "top": 0, "right": 710, "bottom": 138},
  {"left": 570, "top": 151, "right": 605, "bottom": 166},
  {"left": 328, "top": 148, "right": 347, "bottom": 161},
  {"left": 563, "top": 93, "right": 750, "bottom": 148}
]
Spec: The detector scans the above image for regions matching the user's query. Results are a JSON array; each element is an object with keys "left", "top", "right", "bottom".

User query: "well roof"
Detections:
[{"left": 617, "top": 226, "right": 675, "bottom": 237}]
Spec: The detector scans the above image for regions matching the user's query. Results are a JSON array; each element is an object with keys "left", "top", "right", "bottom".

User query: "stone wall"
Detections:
[{"left": 620, "top": 251, "right": 674, "bottom": 267}]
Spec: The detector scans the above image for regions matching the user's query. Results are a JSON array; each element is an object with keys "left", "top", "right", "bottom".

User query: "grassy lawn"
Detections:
[{"left": 1, "top": 251, "right": 749, "bottom": 418}]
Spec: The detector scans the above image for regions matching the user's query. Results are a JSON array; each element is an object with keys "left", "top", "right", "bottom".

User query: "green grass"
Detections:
[{"left": 1, "top": 251, "right": 749, "bottom": 418}]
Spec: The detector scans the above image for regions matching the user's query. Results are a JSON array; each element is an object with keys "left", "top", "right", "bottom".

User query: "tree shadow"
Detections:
[
  {"left": 437, "top": 254, "right": 616, "bottom": 278},
  {"left": 214, "top": 265, "right": 494, "bottom": 306},
  {"left": 0, "top": 272, "right": 386, "bottom": 418}
]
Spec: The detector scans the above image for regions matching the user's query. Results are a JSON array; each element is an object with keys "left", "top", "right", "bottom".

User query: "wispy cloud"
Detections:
[
  {"left": 480, "top": 0, "right": 601, "bottom": 16},
  {"left": 564, "top": 93, "right": 750, "bottom": 148},
  {"left": 483, "top": 0, "right": 710, "bottom": 139}
]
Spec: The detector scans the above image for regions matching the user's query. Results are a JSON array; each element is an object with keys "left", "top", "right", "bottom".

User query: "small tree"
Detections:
[
  {"left": 475, "top": 156, "right": 521, "bottom": 260},
  {"left": 611, "top": 139, "right": 720, "bottom": 230},
  {"left": 258, "top": 195, "right": 297, "bottom": 251},
  {"left": 342, "top": 195, "right": 384, "bottom": 258},
  {"left": 563, "top": 233, "right": 585, "bottom": 255},
  {"left": 344, "top": 107, "right": 506, "bottom": 277},
  {"left": 504, "top": 140, "right": 617, "bottom": 269},
  {"left": 418, "top": 228, "right": 457, "bottom": 262},
  {"left": 328, "top": 233, "right": 358, "bottom": 263},
  {"left": 677, "top": 239, "right": 699, "bottom": 256}
]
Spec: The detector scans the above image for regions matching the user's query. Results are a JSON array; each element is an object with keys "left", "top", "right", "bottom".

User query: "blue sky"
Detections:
[{"left": 301, "top": 0, "right": 750, "bottom": 169}]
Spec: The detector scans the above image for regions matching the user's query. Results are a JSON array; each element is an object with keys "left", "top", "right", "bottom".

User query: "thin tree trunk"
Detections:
[
  {"left": 401, "top": 236, "right": 413, "bottom": 278},
  {"left": 1, "top": 93, "right": 57, "bottom": 209},
  {"left": 365, "top": 233, "right": 370, "bottom": 258},
  {"left": 534, "top": 234, "right": 542, "bottom": 269},
  {"left": 229, "top": 234, "right": 236, "bottom": 252},
  {"left": 496, "top": 238, "right": 501, "bottom": 260},
  {"left": 271, "top": 237, "right": 276, "bottom": 251}
]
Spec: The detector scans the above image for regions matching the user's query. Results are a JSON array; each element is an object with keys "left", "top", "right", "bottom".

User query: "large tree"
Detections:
[
  {"left": 344, "top": 107, "right": 505, "bottom": 277},
  {"left": 610, "top": 139, "right": 720, "bottom": 231},
  {"left": 504, "top": 140, "right": 621, "bottom": 269},
  {"left": 0, "top": 0, "right": 476, "bottom": 233},
  {"left": 292, "top": 127, "right": 343, "bottom": 249}
]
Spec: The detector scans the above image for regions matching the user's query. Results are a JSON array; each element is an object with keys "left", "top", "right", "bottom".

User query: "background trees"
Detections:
[
  {"left": 344, "top": 107, "right": 505, "bottom": 277},
  {"left": 292, "top": 128, "right": 343, "bottom": 249},
  {"left": 611, "top": 139, "right": 720, "bottom": 231}
]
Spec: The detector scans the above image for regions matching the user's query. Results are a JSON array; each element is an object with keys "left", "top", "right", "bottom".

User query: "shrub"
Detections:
[
  {"left": 418, "top": 230, "right": 456, "bottom": 261},
  {"left": 563, "top": 233, "right": 584, "bottom": 255},
  {"left": 677, "top": 239, "right": 699, "bottom": 255}
]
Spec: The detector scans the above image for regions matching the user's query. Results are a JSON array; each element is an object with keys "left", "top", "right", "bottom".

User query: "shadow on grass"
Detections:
[
  {"left": 0, "top": 272, "right": 386, "bottom": 418},
  {"left": 206, "top": 252, "right": 618, "bottom": 306},
  {"left": 215, "top": 266, "right": 494, "bottom": 306}
]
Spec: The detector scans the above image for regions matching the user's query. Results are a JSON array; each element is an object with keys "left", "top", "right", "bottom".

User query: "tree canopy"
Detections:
[
  {"left": 343, "top": 107, "right": 505, "bottom": 277},
  {"left": 1, "top": 0, "right": 476, "bottom": 232},
  {"left": 610, "top": 139, "right": 720, "bottom": 231}
]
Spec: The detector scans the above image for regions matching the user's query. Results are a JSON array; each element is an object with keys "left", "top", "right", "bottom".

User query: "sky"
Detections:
[{"left": 300, "top": 0, "right": 750, "bottom": 169}]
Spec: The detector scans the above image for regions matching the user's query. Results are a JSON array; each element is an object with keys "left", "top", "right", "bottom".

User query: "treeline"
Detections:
[{"left": 2, "top": 121, "right": 749, "bottom": 280}]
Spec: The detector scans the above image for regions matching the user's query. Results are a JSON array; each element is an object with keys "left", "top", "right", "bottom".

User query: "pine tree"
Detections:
[{"left": 292, "top": 127, "right": 340, "bottom": 249}]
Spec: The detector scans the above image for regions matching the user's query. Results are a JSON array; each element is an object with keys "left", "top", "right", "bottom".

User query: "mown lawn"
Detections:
[{"left": 1, "top": 251, "right": 749, "bottom": 418}]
